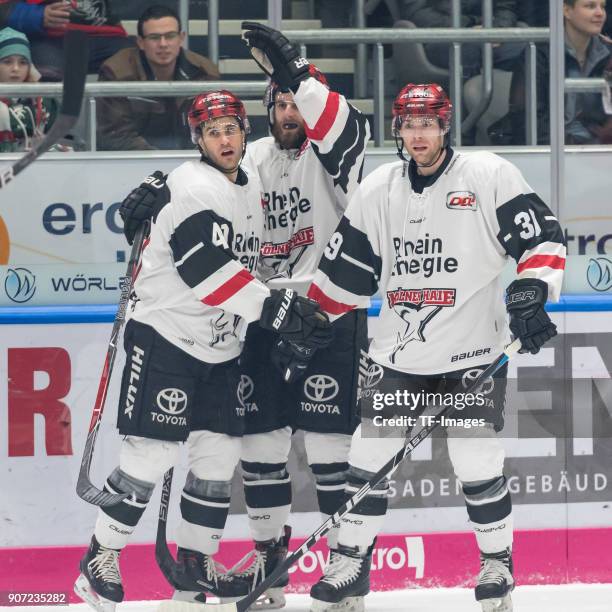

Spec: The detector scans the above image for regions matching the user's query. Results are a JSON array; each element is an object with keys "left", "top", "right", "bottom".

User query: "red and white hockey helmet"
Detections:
[
  {"left": 391, "top": 83, "right": 452, "bottom": 136},
  {"left": 188, "top": 90, "right": 250, "bottom": 144},
  {"left": 263, "top": 64, "right": 329, "bottom": 124}
]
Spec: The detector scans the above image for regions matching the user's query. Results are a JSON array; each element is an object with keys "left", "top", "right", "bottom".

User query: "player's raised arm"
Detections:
[{"left": 241, "top": 21, "right": 370, "bottom": 206}]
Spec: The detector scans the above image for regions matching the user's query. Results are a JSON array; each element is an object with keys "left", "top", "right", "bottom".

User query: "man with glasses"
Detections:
[{"left": 96, "top": 4, "right": 220, "bottom": 150}]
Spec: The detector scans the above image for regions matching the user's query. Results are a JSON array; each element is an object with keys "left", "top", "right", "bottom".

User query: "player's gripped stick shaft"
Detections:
[
  {"left": 76, "top": 222, "right": 150, "bottom": 507},
  {"left": 0, "top": 30, "right": 89, "bottom": 189},
  {"left": 156, "top": 338, "right": 522, "bottom": 612}
]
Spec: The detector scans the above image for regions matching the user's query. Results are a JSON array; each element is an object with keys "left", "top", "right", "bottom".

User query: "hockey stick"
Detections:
[
  {"left": 156, "top": 468, "right": 191, "bottom": 589},
  {"left": 76, "top": 221, "right": 150, "bottom": 507},
  {"left": 0, "top": 30, "right": 89, "bottom": 189},
  {"left": 157, "top": 339, "right": 522, "bottom": 612}
]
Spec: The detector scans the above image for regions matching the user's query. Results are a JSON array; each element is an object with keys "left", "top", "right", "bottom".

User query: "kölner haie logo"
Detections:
[
  {"left": 446, "top": 191, "right": 477, "bottom": 211},
  {"left": 4, "top": 267, "right": 36, "bottom": 303},
  {"left": 587, "top": 257, "right": 612, "bottom": 292}
]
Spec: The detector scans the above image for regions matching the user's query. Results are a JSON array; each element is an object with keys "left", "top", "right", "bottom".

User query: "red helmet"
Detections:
[
  {"left": 188, "top": 90, "right": 250, "bottom": 144},
  {"left": 263, "top": 64, "right": 329, "bottom": 122},
  {"left": 391, "top": 83, "right": 452, "bottom": 136}
]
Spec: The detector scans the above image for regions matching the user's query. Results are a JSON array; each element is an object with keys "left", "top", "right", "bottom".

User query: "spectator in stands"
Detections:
[
  {"left": 490, "top": 0, "right": 611, "bottom": 144},
  {"left": 0, "top": 27, "right": 57, "bottom": 151},
  {"left": 398, "top": 0, "right": 524, "bottom": 78},
  {"left": 96, "top": 4, "right": 220, "bottom": 151},
  {"left": 604, "top": 6, "right": 612, "bottom": 36},
  {"left": 0, "top": 0, "right": 130, "bottom": 81}
]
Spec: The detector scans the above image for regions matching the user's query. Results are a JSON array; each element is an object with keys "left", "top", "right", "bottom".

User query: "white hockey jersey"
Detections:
[
  {"left": 243, "top": 76, "right": 370, "bottom": 295},
  {"left": 309, "top": 149, "right": 566, "bottom": 375},
  {"left": 129, "top": 160, "right": 269, "bottom": 363}
]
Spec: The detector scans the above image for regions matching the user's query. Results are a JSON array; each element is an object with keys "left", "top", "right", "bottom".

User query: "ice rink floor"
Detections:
[{"left": 2, "top": 584, "right": 612, "bottom": 612}]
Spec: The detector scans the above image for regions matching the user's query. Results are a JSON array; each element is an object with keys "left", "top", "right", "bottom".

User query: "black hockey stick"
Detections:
[
  {"left": 156, "top": 469, "right": 186, "bottom": 588},
  {"left": 0, "top": 30, "right": 89, "bottom": 188},
  {"left": 76, "top": 221, "right": 150, "bottom": 507},
  {"left": 156, "top": 469, "right": 217, "bottom": 593},
  {"left": 157, "top": 339, "right": 521, "bottom": 612}
]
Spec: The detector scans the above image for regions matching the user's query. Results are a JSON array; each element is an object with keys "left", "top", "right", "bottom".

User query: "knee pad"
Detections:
[
  {"left": 107, "top": 467, "right": 155, "bottom": 501},
  {"left": 241, "top": 460, "right": 290, "bottom": 483},
  {"left": 119, "top": 435, "right": 180, "bottom": 484},
  {"left": 184, "top": 470, "right": 232, "bottom": 499},
  {"left": 345, "top": 465, "right": 389, "bottom": 516},
  {"left": 447, "top": 427, "right": 505, "bottom": 482},
  {"left": 463, "top": 475, "right": 508, "bottom": 504}
]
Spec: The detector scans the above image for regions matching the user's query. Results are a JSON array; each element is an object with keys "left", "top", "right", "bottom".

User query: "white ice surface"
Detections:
[{"left": 2, "top": 584, "right": 612, "bottom": 612}]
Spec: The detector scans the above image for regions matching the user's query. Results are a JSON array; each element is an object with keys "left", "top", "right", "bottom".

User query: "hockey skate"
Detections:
[
  {"left": 475, "top": 548, "right": 515, "bottom": 612},
  {"left": 74, "top": 536, "right": 123, "bottom": 612},
  {"left": 227, "top": 526, "right": 291, "bottom": 609},
  {"left": 309, "top": 542, "right": 374, "bottom": 612},
  {"left": 172, "top": 547, "right": 250, "bottom": 603}
]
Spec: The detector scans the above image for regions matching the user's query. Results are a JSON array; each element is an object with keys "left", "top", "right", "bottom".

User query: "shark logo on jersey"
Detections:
[
  {"left": 386, "top": 288, "right": 456, "bottom": 363},
  {"left": 260, "top": 227, "right": 315, "bottom": 280},
  {"left": 209, "top": 312, "right": 241, "bottom": 347}
]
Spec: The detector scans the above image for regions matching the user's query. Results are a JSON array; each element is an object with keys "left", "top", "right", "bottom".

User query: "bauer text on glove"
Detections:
[
  {"left": 241, "top": 21, "right": 310, "bottom": 90},
  {"left": 506, "top": 278, "right": 557, "bottom": 354}
]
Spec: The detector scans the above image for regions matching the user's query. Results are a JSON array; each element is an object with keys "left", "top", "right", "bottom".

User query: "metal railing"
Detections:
[
  {"left": 0, "top": 71, "right": 607, "bottom": 151},
  {"left": 289, "top": 26, "right": 552, "bottom": 146}
]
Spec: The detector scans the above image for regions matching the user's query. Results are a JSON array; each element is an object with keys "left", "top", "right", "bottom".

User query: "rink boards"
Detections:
[{"left": 1, "top": 301, "right": 611, "bottom": 597}]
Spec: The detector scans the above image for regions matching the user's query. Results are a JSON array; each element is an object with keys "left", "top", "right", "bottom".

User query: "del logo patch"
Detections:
[{"left": 446, "top": 191, "right": 477, "bottom": 211}]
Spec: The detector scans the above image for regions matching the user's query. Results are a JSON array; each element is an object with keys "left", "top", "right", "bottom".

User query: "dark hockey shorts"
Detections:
[
  {"left": 359, "top": 356, "right": 508, "bottom": 434},
  {"left": 239, "top": 309, "right": 368, "bottom": 435},
  {"left": 116, "top": 319, "right": 244, "bottom": 442}
]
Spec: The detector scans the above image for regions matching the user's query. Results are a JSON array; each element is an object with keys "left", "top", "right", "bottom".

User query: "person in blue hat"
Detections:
[{"left": 0, "top": 27, "right": 57, "bottom": 152}]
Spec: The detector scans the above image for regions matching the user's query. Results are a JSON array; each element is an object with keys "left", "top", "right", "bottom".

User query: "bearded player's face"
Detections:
[{"left": 271, "top": 92, "right": 306, "bottom": 150}]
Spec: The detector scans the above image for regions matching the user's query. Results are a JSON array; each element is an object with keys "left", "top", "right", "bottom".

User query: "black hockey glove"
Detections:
[
  {"left": 506, "top": 278, "right": 557, "bottom": 354},
  {"left": 259, "top": 288, "right": 333, "bottom": 348},
  {"left": 119, "top": 171, "right": 170, "bottom": 245},
  {"left": 241, "top": 21, "right": 310, "bottom": 90},
  {"left": 271, "top": 338, "right": 317, "bottom": 383}
]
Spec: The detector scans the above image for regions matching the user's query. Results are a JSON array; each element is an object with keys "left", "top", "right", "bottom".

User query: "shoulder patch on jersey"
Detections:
[{"left": 446, "top": 191, "right": 477, "bottom": 211}]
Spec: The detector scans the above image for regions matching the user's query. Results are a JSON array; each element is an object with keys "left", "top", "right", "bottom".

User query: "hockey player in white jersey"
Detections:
[
  {"left": 118, "top": 23, "right": 371, "bottom": 609},
  {"left": 231, "top": 22, "right": 371, "bottom": 608},
  {"left": 73, "top": 90, "right": 332, "bottom": 612},
  {"left": 305, "top": 83, "right": 566, "bottom": 612}
]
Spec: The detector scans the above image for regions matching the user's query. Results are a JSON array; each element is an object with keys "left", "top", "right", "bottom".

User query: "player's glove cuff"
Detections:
[{"left": 260, "top": 289, "right": 334, "bottom": 347}]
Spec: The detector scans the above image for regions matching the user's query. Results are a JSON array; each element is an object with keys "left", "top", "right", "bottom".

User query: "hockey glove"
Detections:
[
  {"left": 506, "top": 278, "right": 557, "bottom": 354},
  {"left": 119, "top": 171, "right": 170, "bottom": 245},
  {"left": 259, "top": 288, "right": 333, "bottom": 348},
  {"left": 241, "top": 21, "right": 310, "bottom": 90},
  {"left": 272, "top": 338, "right": 316, "bottom": 383}
]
